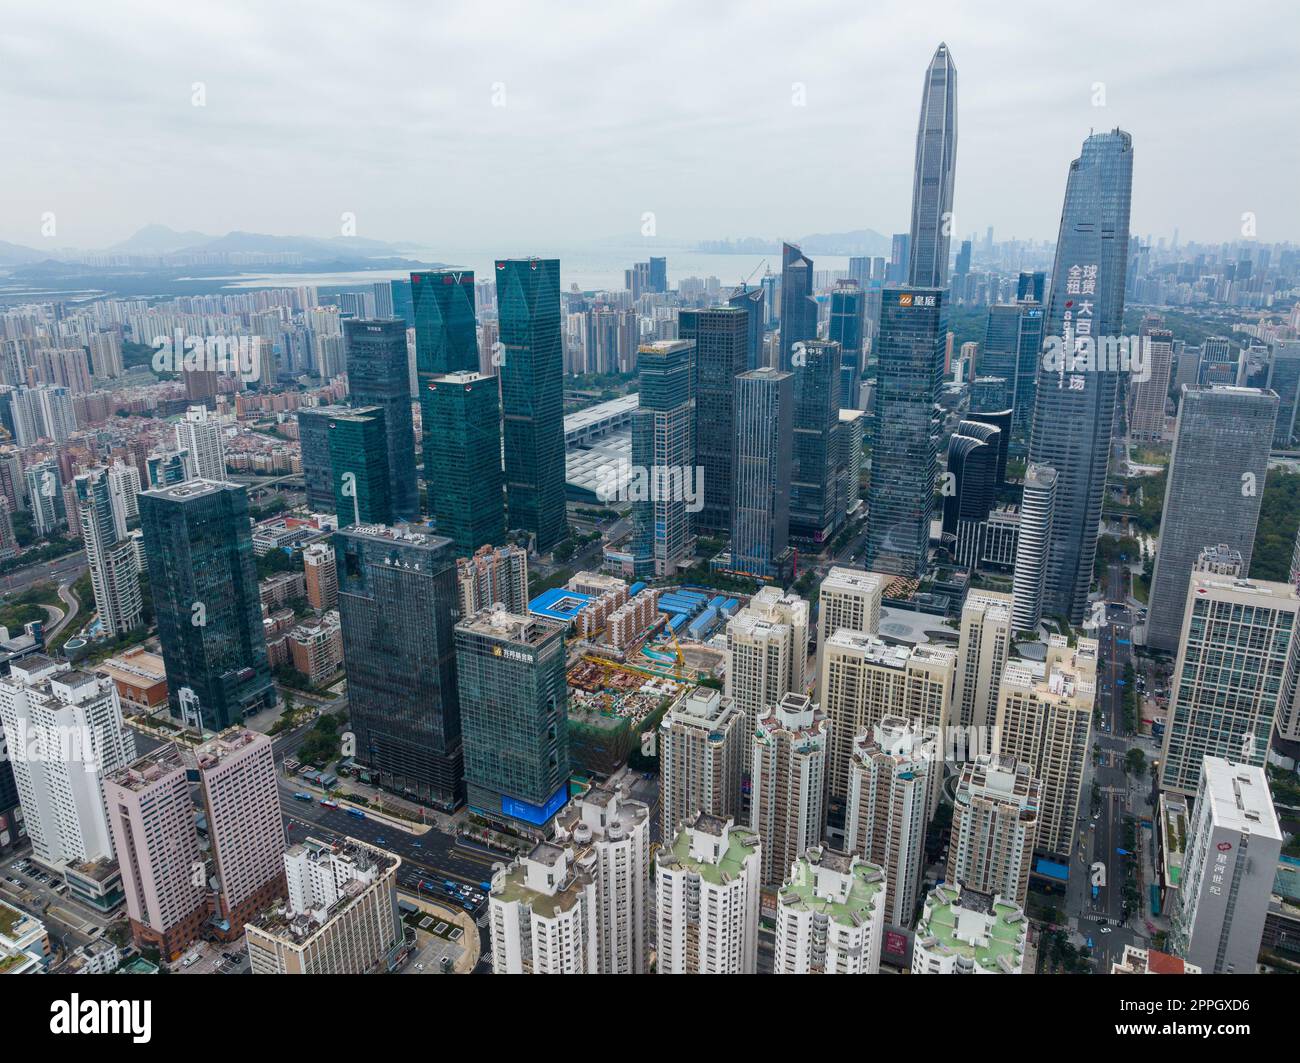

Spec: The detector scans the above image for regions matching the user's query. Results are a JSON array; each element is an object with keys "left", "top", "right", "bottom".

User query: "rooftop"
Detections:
[
  {"left": 917, "top": 884, "right": 1025, "bottom": 972},
  {"left": 659, "top": 816, "right": 759, "bottom": 887},
  {"left": 778, "top": 847, "right": 885, "bottom": 925}
]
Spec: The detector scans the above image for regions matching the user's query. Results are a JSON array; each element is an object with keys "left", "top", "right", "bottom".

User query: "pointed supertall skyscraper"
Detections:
[
  {"left": 779, "top": 242, "right": 817, "bottom": 371},
  {"left": 907, "top": 43, "right": 958, "bottom": 289},
  {"left": 1027, "top": 129, "right": 1134, "bottom": 623}
]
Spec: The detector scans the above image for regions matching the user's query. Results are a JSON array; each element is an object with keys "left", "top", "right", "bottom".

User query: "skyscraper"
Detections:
[
  {"left": 455, "top": 608, "right": 569, "bottom": 829},
  {"left": 488, "top": 841, "right": 598, "bottom": 974},
  {"left": 774, "top": 847, "right": 886, "bottom": 975},
  {"left": 1010, "top": 463, "right": 1057, "bottom": 630},
  {"left": 1146, "top": 386, "right": 1277, "bottom": 653},
  {"left": 906, "top": 43, "right": 958, "bottom": 289},
  {"left": 335, "top": 523, "right": 463, "bottom": 809},
  {"left": 1127, "top": 320, "right": 1175, "bottom": 441},
  {"left": 725, "top": 286, "right": 766, "bottom": 372},
  {"left": 731, "top": 368, "right": 793, "bottom": 579},
  {"left": 173, "top": 405, "right": 226, "bottom": 482},
  {"left": 139, "top": 481, "right": 274, "bottom": 731},
  {"left": 456, "top": 543, "right": 528, "bottom": 617},
  {"left": 630, "top": 340, "right": 695, "bottom": 577},
  {"left": 296, "top": 404, "right": 352, "bottom": 512},
  {"left": 982, "top": 302, "right": 1043, "bottom": 439},
  {"left": 947, "top": 754, "right": 1040, "bottom": 909},
  {"left": 943, "top": 420, "right": 1003, "bottom": 568},
  {"left": 829, "top": 282, "right": 866, "bottom": 408},
  {"left": 411, "top": 269, "right": 479, "bottom": 376},
  {"left": 657, "top": 686, "right": 744, "bottom": 841},
  {"left": 74, "top": 467, "right": 143, "bottom": 637},
  {"left": 1267, "top": 340, "right": 1300, "bottom": 448},
  {"left": 422, "top": 372, "right": 505, "bottom": 555},
  {"left": 750, "top": 692, "right": 828, "bottom": 886},
  {"left": 680, "top": 306, "right": 748, "bottom": 533},
  {"left": 343, "top": 319, "right": 419, "bottom": 520},
  {"left": 496, "top": 259, "right": 567, "bottom": 552},
  {"left": 865, "top": 288, "right": 946, "bottom": 576},
  {"left": 815, "top": 566, "right": 885, "bottom": 647},
  {"left": 789, "top": 339, "right": 843, "bottom": 544},
  {"left": 327, "top": 406, "right": 391, "bottom": 527},
  {"left": 778, "top": 243, "right": 818, "bottom": 371},
  {"left": 951, "top": 590, "right": 1014, "bottom": 749},
  {"left": 1027, "top": 129, "right": 1134, "bottom": 623}
]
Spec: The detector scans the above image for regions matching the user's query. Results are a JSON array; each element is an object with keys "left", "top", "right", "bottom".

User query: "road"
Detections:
[{"left": 0, "top": 549, "right": 87, "bottom": 595}]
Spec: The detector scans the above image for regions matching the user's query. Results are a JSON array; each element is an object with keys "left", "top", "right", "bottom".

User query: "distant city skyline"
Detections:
[{"left": 2, "top": 1, "right": 1298, "bottom": 251}]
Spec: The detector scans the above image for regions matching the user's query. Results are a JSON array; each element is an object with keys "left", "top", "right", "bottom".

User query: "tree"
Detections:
[{"left": 1125, "top": 747, "right": 1147, "bottom": 778}]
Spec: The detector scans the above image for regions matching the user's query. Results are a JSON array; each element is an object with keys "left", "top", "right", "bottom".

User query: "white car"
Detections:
[{"left": 1099, "top": 927, "right": 1112, "bottom": 934}]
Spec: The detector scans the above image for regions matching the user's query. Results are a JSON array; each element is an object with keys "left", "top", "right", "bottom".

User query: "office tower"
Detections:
[
  {"left": 1146, "top": 387, "right": 1277, "bottom": 653},
  {"left": 680, "top": 306, "right": 747, "bottom": 533},
  {"left": 411, "top": 269, "right": 478, "bottom": 375},
  {"left": 630, "top": 340, "right": 695, "bottom": 577},
  {"left": 815, "top": 566, "right": 885, "bottom": 647},
  {"left": 907, "top": 43, "right": 958, "bottom": 289},
  {"left": 1009, "top": 466, "right": 1058, "bottom": 631},
  {"left": 912, "top": 883, "right": 1026, "bottom": 974},
  {"left": 1159, "top": 571, "right": 1300, "bottom": 793},
  {"left": 423, "top": 371, "right": 505, "bottom": 555},
  {"left": 725, "top": 286, "right": 766, "bottom": 372},
  {"left": 836, "top": 407, "right": 865, "bottom": 517},
  {"left": 943, "top": 420, "right": 1002, "bottom": 568},
  {"left": 104, "top": 744, "right": 208, "bottom": 957},
  {"left": 145, "top": 448, "right": 194, "bottom": 491},
  {"left": 982, "top": 302, "right": 1043, "bottom": 436},
  {"left": 648, "top": 256, "right": 667, "bottom": 294},
  {"left": 774, "top": 847, "right": 886, "bottom": 974},
  {"left": 725, "top": 587, "right": 808, "bottom": 768},
  {"left": 1017, "top": 271, "right": 1046, "bottom": 303},
  {"left": 302, "top": 542, "right": 338, "bottom": 611},
  {"left": 194, "top": 728, "right": 286, "bottom": 937},
  {"left": 844, "top": 715, "right": 936, "bottom": 926},
  {"left": 1128, "top": 323, "right": 1174, "bottom": 441},
  {"left": 325, "top": 406, "right": 390, "bottom": 526},
  {"left": 1269, "top": 340, "right": 1300, "bottom": 448},
  {"left": 552, "top": 786, "right": 651, "bottom": 974},
  {"left": 1027, "top": 129, "right": 1134, "bottom": 624},
  {"left": 789, "top": 339, "right": 843, "bottom": 544},
  {"left": 994, "top": 636, "right": 1097, "bottom": 857},
  {"left": 139, "top": 482, "right": 274, "bottom": 731},
  {"left": 751, "top": 692, "right": 827, "bottom": 886},
  {"left": 296, "top": 404, "right": 352, "bottom": 512},
  {"left": 848, "top": 256, "right": 871, "bottom": 286},
  {"left": 952, "top": 590, "right": 1013, "bottom": 748},
  {"left": 1010, "top": 304, "right": 1046, "bottom": 439},
  {"left": 0, "top": 656, "right": 136, "bottom": 871},
  {"left": 731, "top": 367, "right": 794, "bottom": 578},
  {"left": 74, "top": 468, "right": 143, "bottom": 637},
  {"left": 657, "top": 686, "right": 744, "bottom": 840},
  {"left": 489, "top": 841, "right": 598, "bottom": 973},
  {"left": 656, "top": 813, "right": 760, "bottom": 974},
  {"left": 779, "top": 243, "right": 818, "bottom": 371},
  {"left": 969, "top": 375, "right": 1009, "bottom": 413},
  {"left": 888, "top": 233, "right": 911, "bottom": 284},
  {"left": 343, "top": 319, "right": 418, "bottom": 520},
  {"left": 1169, "top": 758, "right": 1281, "bottom": 974},
  {"left": 246, "top": 836, "right": 402, "bottom": 974},
  {"left": 173, "top": 405, "right": 226, "bottom": 482},
  {"left": 1198, "top": 337, "right": 1239, "bottom": 387},
  {"left": 456, "top": 608, "right": 569, "bottom": 828},
  {"left": 947, "top": 754, "right": 1041, "bottom": 908},
  {"left": 335, "top": 523, "right": 463, "bottom": 808},
  {"left": 24, "top": 460, "right": 65, "bottom": 537},
  {"left": 866, "top": 287, "right": 946, "bottom": 576},
  {"left": 496, "top": 259, "right": 567, "bottom": 553},
  {"left": 829, "top": 282, "right": 866, "bottom": 408},
  {"left": 954, "top": 240, "right": 972, "bottom": 279}
]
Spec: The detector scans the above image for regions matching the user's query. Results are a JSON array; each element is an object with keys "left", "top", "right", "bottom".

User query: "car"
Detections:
[
  {"left": 1099, "top": 927, "right": 1112, "bottom": 934},
  {"left": 416, "top": 963, "right": 425, "bottom": 971}
]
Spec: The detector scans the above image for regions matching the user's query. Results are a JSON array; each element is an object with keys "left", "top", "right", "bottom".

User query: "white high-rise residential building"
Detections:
[
  {"left": 456, "top": 543, "right": 529, "bottom": 617},
  {"left": 174, "top": 405, "right": 227, "bottom": 482},
  {"left": 552, "top": 785, "right": 650, "bottom": 974},
  {"left": 656, "top": 813, "right": 760, "bottom": 974},
  {"left": 74, "top": 467, "right": 143, "bottom": 638},
  {"left": 489, "top": 841, "right": 599, "bottom": 974},
  {"left": 775, "top": 847, "right": 886, "bottom": 974},
  {"left": 751, "top": 692, "right": 828, "bottom": 886},
  {"left": 1169, "top": 757, "right": 1281, "bottom": 974},
  {"left": 815, "top": 566, "right": 886, "bottom": 648},
  {"left": 1162, "top": 571, "right": 1300, "bottom": 791},
  {"left": 952, "top": 590, "right": 1013, "bottom": 754},
  {"left": 247, "top": 836, "right": 402, "bottom": 975},
  {"left": 0, "top": 655, "right": 136, "bottom": 872},
  {"left": 107, "top": 460, "right": 142, "bottom": 527},
  {"left": 913, "top": 883, "right": 1027, "bottom": 974},
  {"left": 725, "top": 587, "right": 809, "bottom": 767},
  {"left": 818, "top": 630, "right": 955, "bottom": 840},
  {"left": 947, "top": 754, "right": 1040, "bottom": 909},
  {"left": 844, "top": 715, "right": 935, "bottom": 926},
  {"left": 1011, "top": 463, "right": 1057, "bottom": 630},
  {"left": 658, "top": 686, "right": 744, "bottom": 840},
  {"left": 995, "top": 636, "right": 1097, "bottom": 858}
]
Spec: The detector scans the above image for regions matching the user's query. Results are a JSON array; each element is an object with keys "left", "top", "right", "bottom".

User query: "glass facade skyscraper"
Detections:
[
  {"left": 411, "top": 270, "right": 479, "bottom": 376},
  {"left": 343, "top": 319, "right": 419, "bottom": 520},
  {"left": 1027, "top": 128, "right": 1134, "bottom": 623},
  {"left": 907, "top": 43, "right": 958, "bottom": 289},
  {"left": 779, "top": 243, "right": 818, "bottom": 372},
  {"left": 981, "top": 302, "right": 1044, "bottom": 441},
  {"left": 789, "top": 339, "right": 843, "bottom": 544},
  {"left": 680, "top": 306, "right": 748, "bottom": 534},
  {"left": 865, "top": 288, "right": 947, "bottom": 577},
  {"left": 327, "top": 406, "right": 391, "bottom": 527},
  {"left": 732, "top": 368, "right": 793, "bottom": 579},
  {"left": 335, "top": 523, "right": 464, "bottom": 809},
  {"left": 139, "top": 481, "right": 274, "bottom": 732},
  {"left": 631, "top": 340, "right": 695, "bottom": 578},
  {"left": 424, "top": 372, "right": 505, "bottom": 556},
  {"left": 726, "top": 286, "right": 766, "bottom": 372},
  {"left": 297, "top": 404, "right": 352, "bottom": 513},
  {"left": 828, "top": 282, "right": 866, "bottom": 408},
  {"left": 455, "top": 609, "right": 569, "bottom": 828},
  {"left": 495, "top": 258, "right": 568, "bottom": 553}
]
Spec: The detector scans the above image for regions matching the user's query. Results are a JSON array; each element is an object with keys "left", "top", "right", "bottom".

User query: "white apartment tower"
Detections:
[
  {"left": 751, "top": 693, "right": 828, "bottom": 886},
  {"left": 947, "top": 754, "right": 1041, "bottom": 908},
  {"left": 656, "top": 813, "right": 761, "bottom": 974},
  {"left": 658, "top": 685, "right": 744, "bottom": 840},
  {"left": 174, "top": 405, "right": 227, "bottom": 482},
  {"left": 815, "top": 566, "right": 886, "bottom": 647},
  {"left": 913, "top": 883, "right": 1027, "bottom": 974},
  {"left": 775, "top": 847, "right": 886, "bottom": 974},
  {"left": 952, "top": 590, "right": 1013, "bottom": 754},
  {"left": 725, "top": 587, "right": 809, "bottom": 767},
  {"left": 1011, "top": 463, "right": 1057, "bottom": 630},
  {"left": 490, "top": 841, "right": 600, "bottom": 974}
]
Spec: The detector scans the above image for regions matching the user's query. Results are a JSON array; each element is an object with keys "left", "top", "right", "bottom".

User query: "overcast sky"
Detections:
[{"left": 2, "top": 0, "right": 1296, "bottom": 252}]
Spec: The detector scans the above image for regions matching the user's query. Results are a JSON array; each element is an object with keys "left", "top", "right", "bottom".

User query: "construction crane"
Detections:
[
  {"left": 735, "top": 259, "right": 768, "bottom": 294},
  {"left": 668, "top": 630, "right": 687, "bottom": 680}
]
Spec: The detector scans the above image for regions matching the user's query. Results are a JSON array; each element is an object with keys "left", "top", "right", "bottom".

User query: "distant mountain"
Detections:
[
  {"left": 110, "top": 224, "right": 215, "bottom": 253},
  {"left": 696, "top": 229, "right": 893, "bottom": 258},
  {"left": 178, "top": 230, "right": 410, "bottom": 257},
  {"left": 0, "top": 240, "right": 54, "bottom": 266}
]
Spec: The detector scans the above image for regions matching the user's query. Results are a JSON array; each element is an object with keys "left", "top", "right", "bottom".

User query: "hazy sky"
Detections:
[{"left": 2, "top": 0, "right": 1296, "bottom": 251}]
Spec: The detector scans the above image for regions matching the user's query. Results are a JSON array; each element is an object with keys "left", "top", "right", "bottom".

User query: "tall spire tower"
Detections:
[{"left": 906, "top": 43, "right": 958, "bottom": 289}]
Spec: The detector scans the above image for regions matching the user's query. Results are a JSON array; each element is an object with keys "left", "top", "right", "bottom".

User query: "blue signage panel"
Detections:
[{"left": 501, "top": 785, "right": 569, "bottom": 826}]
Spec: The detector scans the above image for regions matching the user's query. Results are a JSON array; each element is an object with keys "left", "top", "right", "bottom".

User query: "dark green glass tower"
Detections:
[
  {"left": 343, "top": 318, "right": 418, "bottom": 520},
  {"left": 424, "top": 372, "right": 505, "bottom": 555},
  {"left": 139, "top": 481, "right": 274, "bottom": 732},
  {"left": 327, "top": 406, "right": 391, "bottom": 526},
  {"left": 495, "top": 258, "right": 567, "bottom": 553}
]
